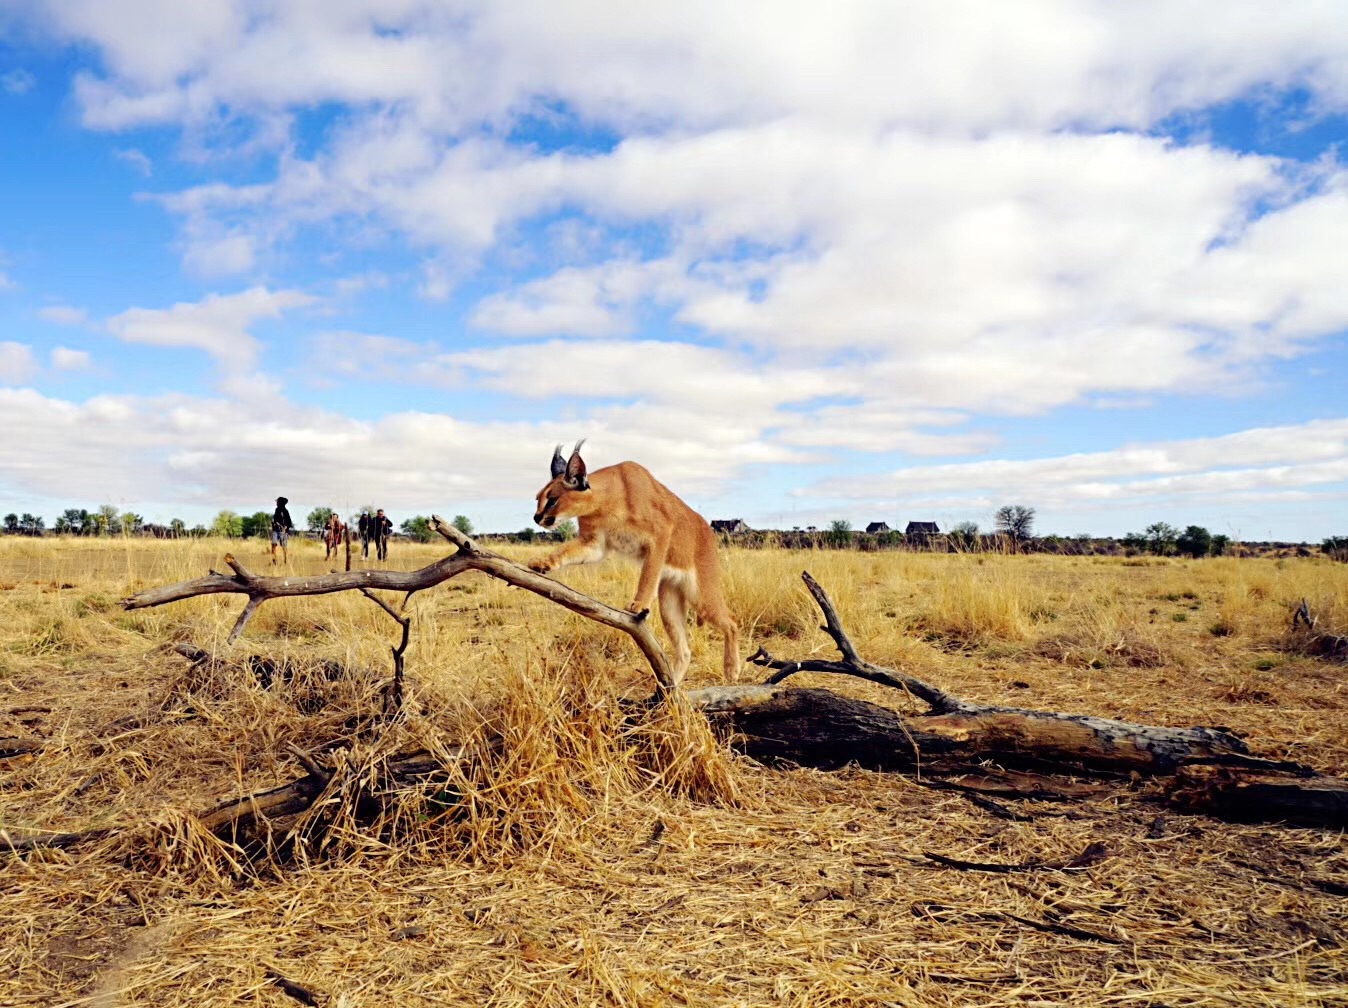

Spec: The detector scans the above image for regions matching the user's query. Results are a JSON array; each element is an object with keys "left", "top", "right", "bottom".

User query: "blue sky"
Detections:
[{"left": 0, "top": 1, "right": 1346, "bottom": 540}]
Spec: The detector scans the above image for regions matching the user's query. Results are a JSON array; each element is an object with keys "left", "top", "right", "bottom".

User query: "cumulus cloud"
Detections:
[
  {"left": 809, "top": 419, "right": 1348, "bottom": 512},
  {"left": 50, "top": 346, "right": 91, "bottom": 370},
  {"left": 35, "top": 1, "right": 1348, "bottom": 134},
  {"left": 105, "top": 286, "right": 315, "bottom": 373},
  {"left": 0, "top": 385, "right": 765, "bottom": 511},
  {"left": 0, "top": 342, "right": 37, "bottom": 384},
  {"left": 38, "top": 305, "right": 89, "bottom": 325}
]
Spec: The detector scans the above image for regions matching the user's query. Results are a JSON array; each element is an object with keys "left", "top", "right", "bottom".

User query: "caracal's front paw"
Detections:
[{"left": 528, "top": 559, "right": 553, "bottom": 574}]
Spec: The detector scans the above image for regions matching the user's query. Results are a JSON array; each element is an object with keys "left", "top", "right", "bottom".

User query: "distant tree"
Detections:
[
  {"left": 2, "top": 513, "right": 16, "bottom": 533},
  {"left": 119, "top": 512, "right": 144, "bottom": 536},
  {"left": 949, "top": 521, "right": 980, "bottom": 550},
  {"left": 1121, "top": 531, "right": 1148, "bottom": 554},
  {"left": 1144, "top": 522, "right": 1179, "bottom": 556},
  {"left": 827, "top": 519, "right": 854, "bottom": 548},
  {"left": 55, "top": 508, "right": 89, "bottom": 535},
  {"left": 210, "top": 510, "right": 243, "bottom": 538},
  {"left": 19, "top": 513, "right": 44, "bottom": 535},
  {"left": 1323, "top": 536, "right": 1348, "bottom": 554},
  {"left": 874, "top": 529, "right": 903, "bottom": 548},
  {"left": 189, "top": 524, "right": 208, "bottom": 538},
  {"left": 1176, "top": 525, "right": 1212, "bottom": 559},
  {"left": 994, "top": 505, "right": 1035, "bottom": 543},
  {"left": 306, "top": 507, "right": 334, "bottom": 533},
  {"left": 169, "top": 518, "right": 187, "bottom": 538},
  {"left": 451, "top": 515, "right": 474, "bottom": 536},
  {"left": 516, "top": 527, "right": 537, "bottom": 543},
  {"left": 553, "top": 518, "right": 577, "bottom": 541},
  {"left": 1210, "top": 534, "right": 1231, "bottom": 557},
  {"left": 241, "top": 511, "right": 272, "bottom": 538},
  {"left": 401, "top": 516, "right": 434, "bottom": 543},
  {"left": 96, "top": 504, "right": 121, "bottom": 536}
]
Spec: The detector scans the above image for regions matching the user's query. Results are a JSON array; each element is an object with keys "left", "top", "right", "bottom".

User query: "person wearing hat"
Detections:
[{"left": 271, "top": 496, "right": 295, "bottom": 565}]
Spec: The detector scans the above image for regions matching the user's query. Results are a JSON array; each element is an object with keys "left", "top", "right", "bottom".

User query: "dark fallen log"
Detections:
[{"left": 1167, "top": 764, "right": 1348, "bottom": 826}]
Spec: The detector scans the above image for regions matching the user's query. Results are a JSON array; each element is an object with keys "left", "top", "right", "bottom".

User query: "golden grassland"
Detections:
[{"left": 2, "top": 534, "right": 1347, "bottom": 1007}]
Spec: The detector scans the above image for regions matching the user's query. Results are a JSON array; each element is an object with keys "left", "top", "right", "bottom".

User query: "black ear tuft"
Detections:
[
  {"left": 550, "top": 443, "right": 566, "bottom": 479},
  {"left": 564, "top": 440, "right": 589, "bottom": 490}
]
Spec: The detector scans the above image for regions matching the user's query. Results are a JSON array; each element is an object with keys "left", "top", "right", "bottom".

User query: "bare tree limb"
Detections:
[{"left": 122, "top": 514, "right": 677, "bottom": 693}]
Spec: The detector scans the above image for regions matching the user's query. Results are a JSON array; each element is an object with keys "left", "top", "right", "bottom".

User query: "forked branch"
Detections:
[{"left": 122, "top": 515, "right": 677, "bottom": 693}]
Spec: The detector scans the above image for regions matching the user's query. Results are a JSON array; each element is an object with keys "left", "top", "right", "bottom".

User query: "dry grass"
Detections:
[{"left": 3, "top": 536, "right": 1348, "bottom": 1007}]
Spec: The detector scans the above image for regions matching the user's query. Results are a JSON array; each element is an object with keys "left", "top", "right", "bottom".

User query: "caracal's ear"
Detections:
[
  {"left": 563, "top": 439, "right": 589, "bottom": 491},
  {"left": 550, "top": 443, "right": 566, "bottom": 480}
]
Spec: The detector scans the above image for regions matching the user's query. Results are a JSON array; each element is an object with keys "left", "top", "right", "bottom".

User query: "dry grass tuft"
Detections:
[{"left": 3, "top": 537, "right": 1348, "bottom": 1006}]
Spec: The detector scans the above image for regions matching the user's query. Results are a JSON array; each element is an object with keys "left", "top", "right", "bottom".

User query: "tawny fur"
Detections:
[{"left": 530, "top": 458, "right": 740, "bottom": 685}]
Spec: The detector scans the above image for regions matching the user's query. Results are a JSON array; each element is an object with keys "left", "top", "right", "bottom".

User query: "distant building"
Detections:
[
  {"left": 865, "top": 521, "right": 891, "bottom": 534},
  {"left": 711, "top": 519, "right": 751, "bottom": 535},
  {"left": 905, "top": 521, "right": 940, "bottom": 536}
]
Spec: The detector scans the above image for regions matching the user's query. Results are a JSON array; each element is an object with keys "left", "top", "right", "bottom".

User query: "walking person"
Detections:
[
  {"left": 270, "top": 496, "right": 295, "bottom": 565},
  {"left": 323, "top": 510, "right": 346, "bottom": 561},
  {"left": 372, "top": 508, "right": 393, "bottom": 561},
  {"left": 358, "top": 510, "right": 372, "bottom": 558}
]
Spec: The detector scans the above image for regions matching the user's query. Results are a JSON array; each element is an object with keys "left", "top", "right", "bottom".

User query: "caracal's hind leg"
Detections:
[
  {"left": 658, "top": 576, "right": 692, "bottom": 685},
  {"left": 698, "top": 591, "right": 740, "bottom": 684}
]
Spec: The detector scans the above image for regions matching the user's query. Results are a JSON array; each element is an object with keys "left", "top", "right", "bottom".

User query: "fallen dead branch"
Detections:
[{"left": 122, "top": 515, "right": 677, "bottom": 693}]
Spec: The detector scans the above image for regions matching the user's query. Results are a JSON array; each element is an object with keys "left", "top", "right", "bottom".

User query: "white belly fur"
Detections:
[{"left": 659, "top": 565, "right": 699, "bottom": 601}]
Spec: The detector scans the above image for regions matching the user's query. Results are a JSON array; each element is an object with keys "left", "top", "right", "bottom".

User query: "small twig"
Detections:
[
  {"left": 265, "top": 968, "right": 322, "bottom": 1007},
  {"left": 963, "top": 793, "right": 1035, "bottom": 821},
  {"left": 922, "top": 842, "right": 1109, "bottom": 874},
  {"left": 285, "top": 744, "right": 332, "bottom": 783},
  {"left": 1002, "top": 912, "right": 1123, "bottom": 945}
]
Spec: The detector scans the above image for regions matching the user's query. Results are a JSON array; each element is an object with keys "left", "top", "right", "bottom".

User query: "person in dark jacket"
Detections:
[
  {"left": 358, "top": 510, "right": 372, "bottom": 558},
  {"left": 372, "top": 508, "right": 393, "bottom": 561},
  {"left": 271, "top": 496, "right": 295, "bottom": 565}
]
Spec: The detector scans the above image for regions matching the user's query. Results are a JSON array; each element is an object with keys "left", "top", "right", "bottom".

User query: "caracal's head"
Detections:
[{"left": 534, "top": 440, "right": 592, "bottom": 528}]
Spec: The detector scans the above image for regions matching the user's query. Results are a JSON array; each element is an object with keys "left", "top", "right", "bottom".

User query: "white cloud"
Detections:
[
  {"left": 809, "top": 419, "right": 1348, "bottom": 512},
  {"left": 38, "top": 305, "right": 89, "bottom": 325},
  {"left": 36, "top": 2, "right": 1348, "bottom": 134},
  {"left": 50, "top": 346, "right": 91, "bottom": 370},
  {"left": 0, "top": 384, "right": 769, "bottom": 512},
  {"left": 0, "top": 271, "right": 14, "bottom": 291},
  {"left": 105, "top": 286, "right": 315, "bottom": 372},
  {"left": 0, "top": 342, "right": 37, "bottom": 384}
]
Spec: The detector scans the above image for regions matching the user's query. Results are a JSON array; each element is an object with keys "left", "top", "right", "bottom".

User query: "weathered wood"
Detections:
[
  {"left": 0, "top": 736, "right": 42, "bottom": 759},
  {"left": 1168, "top": 764, "right": 1348, "bottom": 825},
  {"left": 123, "top": 516, "right": 676, "bottom": 692},
  {"left": 685, "top": 684, "right": 1255, "bottom": 775}
]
